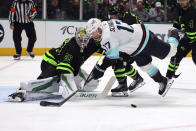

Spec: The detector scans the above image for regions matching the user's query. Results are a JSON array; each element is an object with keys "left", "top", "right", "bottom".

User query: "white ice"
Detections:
[{"left": 0, "top": 56, "right": 196, "bottom": 131}]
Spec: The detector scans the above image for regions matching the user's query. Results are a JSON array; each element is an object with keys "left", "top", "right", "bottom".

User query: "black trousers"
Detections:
[
  {"left": 134, "top": 31, "right": 170, "bottom": 66},
  {"left": 172, "top": 37, "right": 196, "bottom": 65},
  {"left": 37, "top": 60, "right": 58, "bottom": 79},
  {"left": 13, "top": 22, "right": 37, "bottom": 54}
]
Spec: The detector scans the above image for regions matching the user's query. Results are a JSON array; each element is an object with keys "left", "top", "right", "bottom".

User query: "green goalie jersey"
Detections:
[{"left": 42, "top": 37, "right": 102, "bottom": 76}]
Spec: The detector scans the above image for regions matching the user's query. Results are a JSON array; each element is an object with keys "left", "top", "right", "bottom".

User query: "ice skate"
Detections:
[
  {"left": 13, "top": 54, "right": 21, "bottom": 60},
  {"left": 128, "top": 74, "right": 145, "bottom": 93},
  {"left": 7, "top": 89, "right": 26, "bottom": 102},
  {"left": 111, "top": 84, "right": 128, "bottom": 97},
  {"left": 158, "top": 77, "right": 174, "bottom": 97},
  {"left": 26, "top": 51, "right": 35, "bottom": 58}
]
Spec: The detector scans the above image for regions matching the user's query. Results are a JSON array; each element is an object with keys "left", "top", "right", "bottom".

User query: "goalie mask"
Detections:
[{"left": 75, "top": 27, "right": 90, "bottom": 52}]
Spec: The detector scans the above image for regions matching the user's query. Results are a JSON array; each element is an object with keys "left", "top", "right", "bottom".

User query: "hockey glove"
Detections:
[
  {"left": 92, "top": 64, "right": 106, "bottom": 79},
  {"left": 92, "top": 57, "right": 117, "bottom": 79},
  {"left": 119, "top": 52, "right": 134, "bottom": 64}
]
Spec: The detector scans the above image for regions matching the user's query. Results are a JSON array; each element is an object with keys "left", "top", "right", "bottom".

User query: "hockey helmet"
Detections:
[
  {"left": 86, "top": 18, "right": 102, "bottom": 35},
  {"left": 75, "top": 27, "right": 90, "bottom": 52}
]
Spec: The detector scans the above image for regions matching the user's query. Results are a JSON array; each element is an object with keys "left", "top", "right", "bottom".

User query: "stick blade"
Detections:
[
  {"left": 101, "top": 76, "right": 116, "bottom": 97},
  {"left": 40, "top": 101, "right": 60, "bottom": 107}
]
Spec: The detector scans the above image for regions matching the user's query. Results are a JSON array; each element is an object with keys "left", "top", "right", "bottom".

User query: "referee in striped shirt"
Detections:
[{"left": 9, "top": 0, "right": 37, "bottom": 60}]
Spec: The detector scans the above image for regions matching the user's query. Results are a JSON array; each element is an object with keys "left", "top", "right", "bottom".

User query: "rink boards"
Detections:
[{"left": 0, "top": 19, "right": 192, "bottom": 56}]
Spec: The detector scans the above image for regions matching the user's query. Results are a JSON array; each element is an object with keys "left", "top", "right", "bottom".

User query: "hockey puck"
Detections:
[{"left": 131, "top": 104, "right": 137, "bottom": 108}]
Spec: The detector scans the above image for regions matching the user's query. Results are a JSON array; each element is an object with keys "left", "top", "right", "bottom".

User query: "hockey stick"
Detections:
[
  {"left": 83, "top": 51, "right": 105, "bottom": 87},
  {"left": 40, "top": 89, "right": 79, "bottom": 107},
  {"left": 74, "top": 76, "right": 116, "bottom": 99},
  {"left": 101, "top": 76, "right": 116, "bottom": 97},
  {"left": 40, "top": 52, "right": 105, "bottom": 107}
]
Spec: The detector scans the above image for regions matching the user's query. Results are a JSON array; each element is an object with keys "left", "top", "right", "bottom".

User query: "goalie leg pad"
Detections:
[
  {"left": 75, "top": 69, "right": 99, "bottom": 92},
  {"left": 8, "top": 77, "right": 60, "bottom": 102},
  {"left": 60, "top": 74, "right": 78, "bottom": 98},
  {"left": 20, "top": 76, "right": 60, "bottom": 92}
]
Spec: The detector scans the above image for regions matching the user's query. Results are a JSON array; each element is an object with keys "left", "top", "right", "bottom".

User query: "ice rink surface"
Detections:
[{"left": 0, "top": 56, "right": 196, "bottom": 131}]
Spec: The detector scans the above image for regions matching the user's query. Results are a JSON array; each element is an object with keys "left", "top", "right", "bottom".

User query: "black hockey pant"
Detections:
[
  {"left": 37, "top": 60, "right": 58, "bottom": 79},
  {"left": 171, "top": 38, "right": 196, "bottom": 65},
  {"left": 133, "top": 31, "right": 171, "bottom": 82},
  {"left": 13, "top": 22, "right": 37, "bottom": 54}
]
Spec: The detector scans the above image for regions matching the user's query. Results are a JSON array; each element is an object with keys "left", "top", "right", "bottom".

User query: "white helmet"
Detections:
[{"left": 86, "top": 18, "right": 102, "bottom": 35}]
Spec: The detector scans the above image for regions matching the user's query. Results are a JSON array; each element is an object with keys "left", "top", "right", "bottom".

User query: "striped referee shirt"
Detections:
[{"left": 9, "top": 0, "right": 37, "bottom": 25}]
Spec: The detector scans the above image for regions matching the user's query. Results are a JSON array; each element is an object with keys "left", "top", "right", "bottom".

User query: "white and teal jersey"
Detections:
[{"left": 100, "top": 19, "right": 149, "bottom": 59}]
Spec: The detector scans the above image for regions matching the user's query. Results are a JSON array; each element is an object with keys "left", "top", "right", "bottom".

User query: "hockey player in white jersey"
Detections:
[{"left": 86, "top": 18, "right": 182, "bottom": 96}]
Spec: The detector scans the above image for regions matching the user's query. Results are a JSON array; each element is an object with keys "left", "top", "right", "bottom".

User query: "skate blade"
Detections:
[
  {"left": 111, "top": 91, "right": 128, "bottom": 97},
  {"left": 129, "top": 81, "right": 145, "bottom": 93},
  {"left": 162, "top": 79, "right": 174, "bottom": 97}
]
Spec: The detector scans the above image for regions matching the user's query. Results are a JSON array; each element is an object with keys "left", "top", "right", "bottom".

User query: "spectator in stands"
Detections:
[
  {"left": 35, "top": 0, "right": 42, "bottom": 19},
  {"left": 133, "top": 0, "right": 149, "bottom": 22},
  {"left": 83, "top": 0, "right": 96, "bottom": 20},
  {"left": 193, "top": 0, "right": 196, "bottom": 7},
  {"left": 124, "top": 0, "right": 131, "bottom": 13},
  {"left": 47, "top": 0, "right": 63, "bottom": 19},
  {"left": 149, "top": 2, "right": 165, "bottom": 22},
  {"left": 109, "top": 0, "right": 114, "bottom": 5},
  {"left": 60, "top": 0, "right": 75, "bottom": 20},
  {"left": 0, "top": 1, "right": 11, "bottom": 18},
  {"left": 130, "top": 0, "right": 138, "bottom": 11},
  {"left": 68, "top": 0, "right": 80, "bottom": 19},
  {"left": 116, "top": 0, "right": 124, "bottom": 6},
  {"left": 167, "top": 0, "right": 179, "bottom": 22},
  {"left": 97, "top": 0, "right": 110, "bottom": 20},
  {"left": 144, "top": 0, "right": 155, "bottom": 12}
]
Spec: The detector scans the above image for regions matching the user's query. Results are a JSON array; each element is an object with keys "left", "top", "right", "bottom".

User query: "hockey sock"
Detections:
[
  {"left": 126, "top": 65, "right": 137, "bottom": 80},
  {"left": 166, "top": 61, "right": 179, "bottom": 79},
  {"left": 114, "top": 67, "right": 126, "bottom": 83},
  {"left": 152, "top": 70, "right": 164, "bottom": 83}
]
